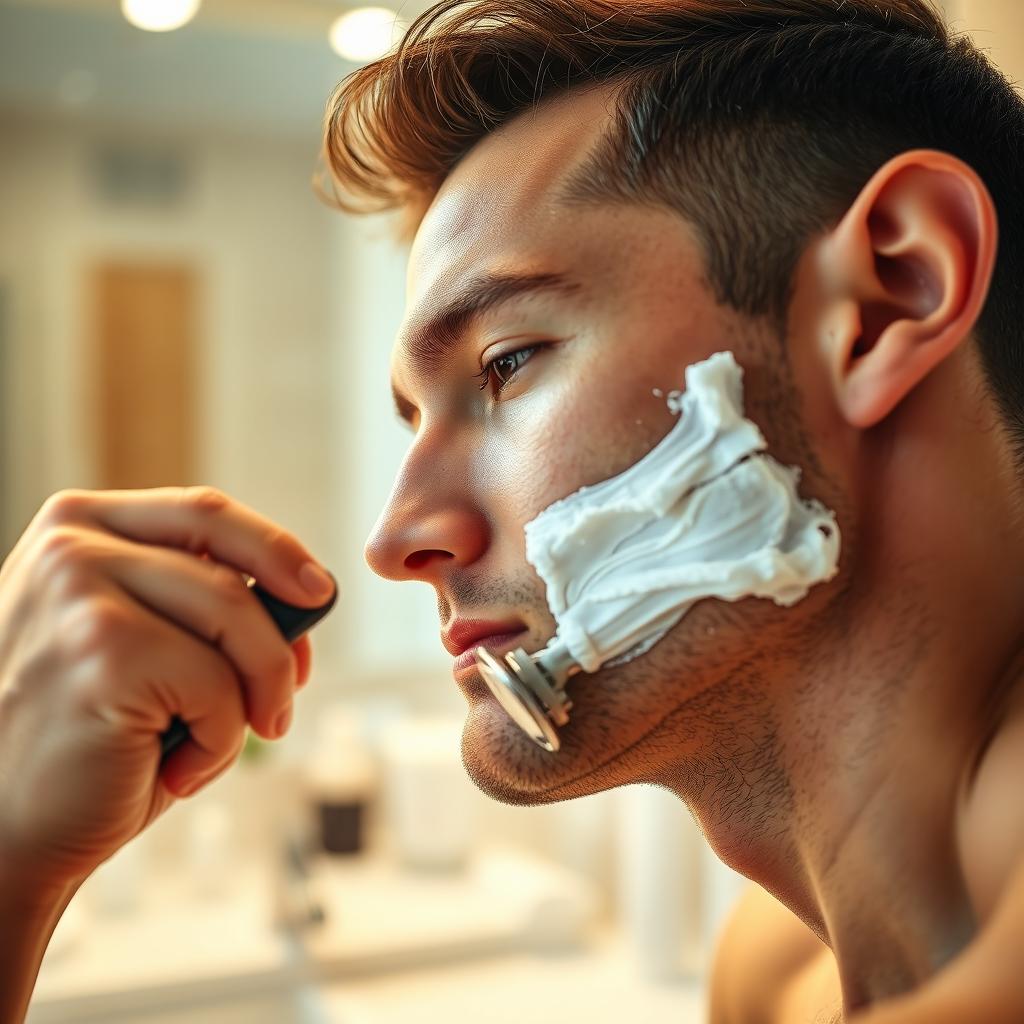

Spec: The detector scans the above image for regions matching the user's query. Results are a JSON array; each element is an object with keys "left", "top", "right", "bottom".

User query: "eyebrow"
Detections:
[{"left": 391, "top": 270, "right": 583, "bottom": 425}]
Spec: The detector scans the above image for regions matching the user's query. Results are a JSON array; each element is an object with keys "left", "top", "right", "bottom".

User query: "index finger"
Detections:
[{"left": 71, "top": 486, "right": 335, "bottom": 608}]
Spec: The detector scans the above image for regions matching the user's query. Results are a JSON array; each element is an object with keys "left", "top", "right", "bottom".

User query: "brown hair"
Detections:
[{"left": 320, "top": 1, "right": 1024, "bottom": 449}]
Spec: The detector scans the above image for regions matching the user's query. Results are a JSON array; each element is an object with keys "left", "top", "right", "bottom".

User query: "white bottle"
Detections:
[{"left": 379, "top": 716, "right": 475, "bottom": 871}]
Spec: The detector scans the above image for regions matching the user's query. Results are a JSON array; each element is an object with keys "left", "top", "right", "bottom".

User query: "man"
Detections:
[{"left": 1, "top": 0, "right": 1022, "bottom": 1021}]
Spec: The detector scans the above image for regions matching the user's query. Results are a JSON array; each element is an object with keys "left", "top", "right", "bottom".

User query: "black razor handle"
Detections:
[{"left": 159, "top": 573, "right": 338, "bottom": 760}]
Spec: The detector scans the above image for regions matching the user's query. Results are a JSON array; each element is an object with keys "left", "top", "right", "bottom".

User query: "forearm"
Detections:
[{"left": 0, "top": 869, "right": 81, "bottom": 1024}]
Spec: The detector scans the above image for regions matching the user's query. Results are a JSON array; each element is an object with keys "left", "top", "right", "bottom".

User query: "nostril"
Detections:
[{"left": 405, "top": 549, "right": 454, "bottom": 572}]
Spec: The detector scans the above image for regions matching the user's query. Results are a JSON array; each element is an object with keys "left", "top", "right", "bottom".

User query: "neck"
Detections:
[
  {"left": 670, "top": 347, "right": 1024, "bottom": 1013},
  {"left": 785, "top": 602, "right": 989, "bottom": 1010}
]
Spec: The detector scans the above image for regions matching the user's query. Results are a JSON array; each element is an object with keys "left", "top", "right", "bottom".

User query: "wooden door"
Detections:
[{"left": 92, "top": 263, "right": 196, "bottom": 489}]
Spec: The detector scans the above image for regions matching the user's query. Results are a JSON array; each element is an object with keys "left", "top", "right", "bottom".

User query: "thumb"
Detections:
[{"left": 162, "top": 740, "right": 242, "bottom": 798}]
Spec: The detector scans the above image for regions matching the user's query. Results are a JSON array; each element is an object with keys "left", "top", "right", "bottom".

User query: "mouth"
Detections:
[
  {"left": 451, "top": 631, "right": 529, "bottom": 673},
  {"left": 443, "top": 619, "right": 529, "bottom": 673}
]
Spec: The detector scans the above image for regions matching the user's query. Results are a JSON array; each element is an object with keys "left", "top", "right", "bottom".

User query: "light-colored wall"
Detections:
[
  {"left": 948, "top": 0, "right": 1024, "bottom": 92},
  {"left": 325, "top": 211, "right": 454, "bottom": 685},
  {"left": 0, "top": 119, "right": 331, "bottom": 540}
]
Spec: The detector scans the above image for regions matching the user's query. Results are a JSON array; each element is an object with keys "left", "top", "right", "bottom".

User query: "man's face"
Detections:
[{"left": 366, "top": 84, "right": 838, "bottom": 805}]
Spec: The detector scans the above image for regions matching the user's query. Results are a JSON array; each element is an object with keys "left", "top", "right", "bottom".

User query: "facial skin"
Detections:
[
  {"left": 365, "top": 81, "right": 1021, "bottom": 1014},
  {"left": 368, "top": 84, "right": 835, "bottom": 803}
]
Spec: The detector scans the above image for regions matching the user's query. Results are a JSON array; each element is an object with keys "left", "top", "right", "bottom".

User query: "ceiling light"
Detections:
[
  {"left": 329, "top": 7, "right": 405, "bottom": 63},
  {"left": 121, "top": 0, "right": 201, "bottom": 33}
]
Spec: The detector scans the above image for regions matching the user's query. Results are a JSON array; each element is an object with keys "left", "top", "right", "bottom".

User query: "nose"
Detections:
[{"left": 364, "top": 457, "right": 490, "bottom": 584}]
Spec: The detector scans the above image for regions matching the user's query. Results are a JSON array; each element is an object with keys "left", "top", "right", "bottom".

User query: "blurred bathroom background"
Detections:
[{"left": 0, "top": 1, "right": 1018, "bottom": 1021}]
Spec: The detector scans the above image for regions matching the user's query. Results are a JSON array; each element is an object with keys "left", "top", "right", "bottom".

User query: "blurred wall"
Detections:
[
  {"left": 325, "top": 212, "right": 453, "bottom": 685},
  {"left": 0, "top": 118, "right": 332, "bottom": 550},
  {"left": 956, "top": 0, "right": 1024, "bottom": 88}
]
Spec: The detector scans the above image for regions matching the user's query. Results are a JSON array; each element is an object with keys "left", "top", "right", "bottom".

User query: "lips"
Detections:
[{"left": 442, "top": 619, "right": 527, "bottom": 672}]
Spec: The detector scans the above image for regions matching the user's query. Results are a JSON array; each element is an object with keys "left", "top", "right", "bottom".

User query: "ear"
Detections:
[{"left": 818, "top": 149, "right": 998, "bottom": 428}]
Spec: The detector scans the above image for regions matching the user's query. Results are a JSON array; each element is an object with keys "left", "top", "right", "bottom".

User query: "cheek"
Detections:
[
  {"left": 473, "top": 381, "right": 680, "bottom": 546},
  {"left": 470, "top": 414, "right": 572, "bottom": 542}
]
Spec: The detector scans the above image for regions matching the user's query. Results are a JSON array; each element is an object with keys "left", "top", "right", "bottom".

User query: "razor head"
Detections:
[{"left": 473, "top": 646, "right": 572, "bottom": 753}]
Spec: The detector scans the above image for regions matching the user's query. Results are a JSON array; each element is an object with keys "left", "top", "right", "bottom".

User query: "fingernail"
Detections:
[
  {"left": 274, "top": 704, "right": 293, "bottom": 738},
  {"left": 299, "top": 561, "right": 334, "bottom": 600}
]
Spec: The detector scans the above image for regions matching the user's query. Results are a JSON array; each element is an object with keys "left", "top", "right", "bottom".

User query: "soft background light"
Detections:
[
  {"left": 329, "top": 6, "right": 405, "bottom": 62},
  {"left": 121, "top": 0, "right": 202, "bottom": 33}
]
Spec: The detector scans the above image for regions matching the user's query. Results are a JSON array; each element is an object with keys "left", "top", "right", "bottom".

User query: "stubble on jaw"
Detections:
[{"left": 458, "top": 590, "right": 793, "bottom": 814}]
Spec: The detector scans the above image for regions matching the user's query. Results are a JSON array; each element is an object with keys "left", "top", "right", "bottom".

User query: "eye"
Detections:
[{"left": 475, "top": 345, "right": 539, "bottom": 393}]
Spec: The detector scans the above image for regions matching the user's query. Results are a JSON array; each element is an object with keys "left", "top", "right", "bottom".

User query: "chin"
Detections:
[
  {"left": 457, "top": 698, "right": 562, "bottom": 806},
  {"left": 457, "top": 678, "right": 636, "bottom": 807}
]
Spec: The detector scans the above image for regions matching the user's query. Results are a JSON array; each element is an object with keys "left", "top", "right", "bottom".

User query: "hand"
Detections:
[{"left": 0, "top": 487, "right": 334, "bottom": 893}]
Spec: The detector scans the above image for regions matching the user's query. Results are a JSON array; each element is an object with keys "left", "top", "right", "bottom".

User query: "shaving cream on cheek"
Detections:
[{"left": 522, "top": 351, "right": 841, "bottom": 674}]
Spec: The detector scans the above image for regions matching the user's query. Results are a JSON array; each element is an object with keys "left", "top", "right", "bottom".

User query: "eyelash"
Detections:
[{"left": 475, "top": 345, "right": 540, "bottom": 393}]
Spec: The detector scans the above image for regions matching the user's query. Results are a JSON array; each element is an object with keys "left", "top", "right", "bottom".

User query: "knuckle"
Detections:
[
  {"left": 67, "top": 660, "right": 113, "bottom": 711},
  {"left": 39, "top": 489, "right": 89, "bottom": 525},
  {"left": 62, "top": 597, "right": 131, "bottom": 661},
  {"left": 263, "top": 525, "right": 296, "bottom": 561},
  {"left": 182, "top": 485, "right": 230, "bottom": 518},
  {"left": 210, "top": 565, "right": 249, "bottom": 607},
  {"left": 48, "top": 566, "right": 91, "bottom": 604},
  {"left": 35, "top": 526, "right": 90, "bottom": 584}
]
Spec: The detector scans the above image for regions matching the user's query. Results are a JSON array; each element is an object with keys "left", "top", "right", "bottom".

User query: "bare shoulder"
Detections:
[
  {"left": 709, "top": 883, "right": 832, "bottom": 1024},
  {"left": 958, "top": 696, "right": 1024, "bottom": 920}
]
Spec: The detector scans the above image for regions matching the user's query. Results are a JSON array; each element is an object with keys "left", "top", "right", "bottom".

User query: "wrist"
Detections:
[
  {"left": 0, "top": 853, "right": 83, "bottom": 915},
  {"left": 0, "top": 858, "right": 81, "bottom": 1024}
]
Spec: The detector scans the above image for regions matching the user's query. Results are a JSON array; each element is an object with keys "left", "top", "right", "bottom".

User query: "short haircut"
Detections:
[{"left": 320, "top": 1, "right": 1024, "bottom": 451}]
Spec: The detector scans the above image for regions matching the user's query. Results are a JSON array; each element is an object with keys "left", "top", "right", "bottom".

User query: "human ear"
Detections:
[{"left": 818, "top": 149, "right": 998, "bottom": 428}]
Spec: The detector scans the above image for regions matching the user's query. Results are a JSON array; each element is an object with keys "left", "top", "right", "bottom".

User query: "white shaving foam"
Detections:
[{"left": 523, "top": 351, "right": 841, "bottom": 674}]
